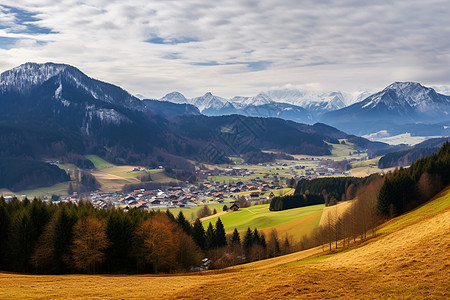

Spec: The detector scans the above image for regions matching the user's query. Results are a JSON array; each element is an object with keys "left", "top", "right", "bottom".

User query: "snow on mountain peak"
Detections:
[
  {"left": 359, "top": 82, "right": 450, "bottom": 112},
  {"left": 160, "top": 91, "right": 188, "bottom": 103},
  {"left": 1, "top": 62, "right": 68, "bottom": 93}
]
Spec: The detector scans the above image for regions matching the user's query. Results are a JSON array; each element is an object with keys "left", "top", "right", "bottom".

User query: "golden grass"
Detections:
[{"left": 2, "top": 189, "right": 450, "bottom": 299}]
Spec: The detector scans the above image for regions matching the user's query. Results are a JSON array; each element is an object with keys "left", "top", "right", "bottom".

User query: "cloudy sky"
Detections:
[{"left": 1, "top": 0, "right": 450, "bottom": 98}]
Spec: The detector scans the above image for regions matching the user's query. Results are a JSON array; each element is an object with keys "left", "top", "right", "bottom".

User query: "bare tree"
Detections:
[{"left": 70, "top": 217, "right": 109, "bottom": 274}]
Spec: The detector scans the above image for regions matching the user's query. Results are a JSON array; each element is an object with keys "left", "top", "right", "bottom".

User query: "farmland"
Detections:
[
  {"left": 202, "top": 203, "right": 324, "bottom": 241},
  {"left": 1, "top": 185, "right": 449, "bottom": 299}
]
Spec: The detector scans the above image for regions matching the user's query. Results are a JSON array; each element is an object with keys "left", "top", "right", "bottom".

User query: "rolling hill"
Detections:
[{"left": 2, "top": 185, "right": 449, "bottom": 299}]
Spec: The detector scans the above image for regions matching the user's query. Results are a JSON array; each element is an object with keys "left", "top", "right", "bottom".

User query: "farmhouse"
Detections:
[{"left": 230, "top": 203, "right": 239, "bottom": 211}]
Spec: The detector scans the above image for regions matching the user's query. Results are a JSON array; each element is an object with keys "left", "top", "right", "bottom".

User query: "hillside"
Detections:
[{"left": 2, "top": 185, "right": 449, "bottom": 299}]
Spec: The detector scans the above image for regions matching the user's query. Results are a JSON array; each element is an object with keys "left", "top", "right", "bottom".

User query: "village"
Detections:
[{"left": 79, "top": 156, "right": 356, "bottom": 210}]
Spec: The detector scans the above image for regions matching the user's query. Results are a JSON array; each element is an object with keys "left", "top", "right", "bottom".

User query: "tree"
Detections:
[
  {"left": 133, "top": 214, "right": 177, "bottom": 273},
  {"left": 52, "top": 206, "right": 77, "bottom": 273},
  {"left": 223, "top": 205, "right": 228, "bottom": 211},
  {"left": 205, "top": 222, "right": 215, "bottom": 250},
  {"left": 231, "top": 228, "right": 241, "bottom": 246},
  {"left": 266, "top": 229, "right": 281, "bottom": 258},
  {"left": 68, "top": 182, "right": 74, "bottom": 195},
  {"left": 192, "top": 218, "right": 206, "bottom": 250},
  {"left": 70, "top": 217, "right": 109, "bottom": 273},
  {"left": 213, "top": 208, "right": 217, "bottom": 215},
  {"left": 243, "top": 227, "right": 253, "bottom": 255},
  {"left": 0, "top": 199, "right": 10, "bottom": 269},
  {"left": 214, "top": 218, "right": 227, "bottom": 248},
  {"left": 176, "top": 211, "right": 191, "bottom": 235},
  {"left": 7, "top": 210, "right": 35, "bottom": 272},
  {"left": 197, "top": 205, "right": 212, "bottom": 219},
  {"left": 105, "top": 210, "right": 135, "bottom": 272}
]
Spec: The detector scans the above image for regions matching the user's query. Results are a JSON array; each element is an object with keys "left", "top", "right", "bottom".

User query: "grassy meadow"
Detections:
[
  {"left": 2, "top": 185, "right": 449, "bottom": 299},
  {"left": 202, "top": 203, "right": 324, "bottom": 241}
]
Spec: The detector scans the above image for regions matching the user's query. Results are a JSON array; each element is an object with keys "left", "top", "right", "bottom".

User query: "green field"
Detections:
[
  {"left": 202, "top": 203, "right": 324, "bottom": 233},
  {"left": 85, "top": 154, "right": 115, "bottom": 170},
  {"left": 168, "top": 203, "right": 229, "bottom": 221},
  {"left": 17, "top": 182, "right": 71, "bottom": 198}
]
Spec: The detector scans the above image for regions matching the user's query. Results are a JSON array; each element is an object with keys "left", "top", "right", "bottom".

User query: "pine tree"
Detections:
[
  {"left": 165, "top": 209, "right": 175, "bottom": 222},
  {"left": 192, "top": 218, "right": 206, "bottom": 250},
  {"left": 52, "top": 206, "right": 77, "bottom": 273},
  {"left": 253, "top": 228, "right": 261, "bottom": 245},
  {"left": 176, "top": 211, "right": 192, "bottom": 235},
  {"left": 7, "top": 210, "right": 35, "bottom": 271},
  {"left": 205, "top": 222, "right": 215, "bottom": 250},
  {"left": 105, "top": 210, "right": 135, "bottom": 272},
  {"left": 214, "top": 218, "right": 227, "bottom": 248},
  {"left": 0, "top": 200, "right": 10, "bottom": 269},
  {"left": 231, "top": 228, "right": 241, "bottom": 246},
  {"left": 243, "top": 227, "right": 253, "bottom": 251}
]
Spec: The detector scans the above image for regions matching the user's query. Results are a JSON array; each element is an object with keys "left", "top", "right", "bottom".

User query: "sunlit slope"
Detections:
[
  {"left": 202, "top": 203, "right": 324, "bottom": 241},
  {"left": 1, "top": 186, "right": 449, "bottom": 299}
]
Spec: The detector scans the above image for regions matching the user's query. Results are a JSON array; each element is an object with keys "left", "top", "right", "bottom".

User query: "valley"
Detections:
[
  {"left": 1, "top": 185, "right": 448, "bottom": 299},
  {"left": 1, "top": 1, "right": 450, "bottom": 298}
]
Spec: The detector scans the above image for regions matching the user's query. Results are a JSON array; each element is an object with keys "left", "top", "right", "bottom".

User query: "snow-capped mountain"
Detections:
[
  {"left": 265, "top": 88, "right": 347, "bottom": 115},
  {"left": 1, "top": 62, "right": 145, "bottom": 112},
  {"left": 0, "top": 62, "right": 152, "bottom": 136},
  {"left": 160, "top": 91, "right": 188, "bottom": 104},
  {"left": 191, "top": 92, "right": 228, "bottom": 112},
  {"left": 159, "top": 91, "right": 312, "bottom": 123},
  {"left": 322, "top": 82, "right": 450, "bottom": 135}
]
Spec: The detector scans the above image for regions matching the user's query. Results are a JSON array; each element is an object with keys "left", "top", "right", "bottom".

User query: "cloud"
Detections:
[{"left": 0, "top": 0, "right": 450, "bottom": 98}]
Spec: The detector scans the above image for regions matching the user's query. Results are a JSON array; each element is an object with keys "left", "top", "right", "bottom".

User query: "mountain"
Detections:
[
  {"left": 160, "top": 91, "right": 313, "bottom": 123},
  {"left": 322, "top": 82, "right": 450, "bottom": 135},
  {"left": 265, "top": 88, "right": 348, "bottom": 116},
  {"left": 142, "top": 99, "right": 200, "bottom": 118},
  {"left": 0, "top": 62, "right": 183, "bottom": 169},
  {"left": 1, "top": 62, "right": 369, "bottom": 171}
]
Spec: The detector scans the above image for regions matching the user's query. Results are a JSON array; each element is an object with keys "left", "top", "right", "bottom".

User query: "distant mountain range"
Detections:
[
  {"left": 1, "top": 62, "right": 389, "bottom": 176},
  {"left": 156, "top": 82, "right": 450, "bottom": 136},
  {"left": 154, "top": 89, "right": 357, "bottom": 123},
  {"left": 322, "top": 82, "right": 450, "bottom": 135}
]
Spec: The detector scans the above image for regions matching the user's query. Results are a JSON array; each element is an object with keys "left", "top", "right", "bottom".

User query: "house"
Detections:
[
  {"left": 151, "top": 199, "right": 161, "bottom": 205},
  {"left": 230, "top": 203, "right": 239, "bottom": 211},
  {"left": 250, "top": 191, "right": 260, "bottom": 199}
]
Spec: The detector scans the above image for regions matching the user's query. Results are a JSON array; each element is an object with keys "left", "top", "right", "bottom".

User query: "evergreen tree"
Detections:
[
  {"left": 205, "top": 222, "right": 215, "bottom": 250},
  {"left": 223, "top": 205, "right": 228, "bottom": 211},
  {"left": 214, "top": 218, "right": 227, "bottom": 248},
  {"left": 260, "top": 234, "right": 267, "bottom": 249},
  {"left": 165, "top": 209, "right": 175, "bottom": 222},
  {"left": 52, "top": 206, "right": 77, "bottom": 273},
  {"left": 243, "top": 227, "right": 253, "bottom": 252},
  {"left": 192, "top": 218, "right": 206, "bottom": 250},
  {"left": 231, "top": 228, "right": 241, "bottom": 246},
  {"left": 253, "top": 228, "right": 261, "bottom": 245},
  {"left": 105, "top": 210, "right": 135, "bottom": 272},
  {"left": 7, "top": 210, "right": 35, "bottom": 271},
  {"left": 0, "top": 200, "right": 10, "bottom": 269},
  {"left": 176, "top": 211, "right": 192, "bottom": 235}
]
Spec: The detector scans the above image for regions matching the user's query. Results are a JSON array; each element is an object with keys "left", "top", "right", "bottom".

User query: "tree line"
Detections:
[
  {"left": 0, "top": 198, "right": 204, "bottom": 274},
  {"left": 0, "top": 197, "right": 297, "bottom": 274},
  {"left": 377, "top": 141, "right": 450, "bottom": 217}
]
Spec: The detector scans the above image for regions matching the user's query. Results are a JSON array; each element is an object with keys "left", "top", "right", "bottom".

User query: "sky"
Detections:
[{"left": 1, "top": 0, "right": 450, "bottom": 99}]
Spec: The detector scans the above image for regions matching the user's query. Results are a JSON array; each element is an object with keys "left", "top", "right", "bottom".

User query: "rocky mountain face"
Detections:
[
  {"left": 1, "top": 62, "right": 370, "bottom": 169},
  {"left": 321, "top": 82, "right": 450, "bottom": 135}
]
